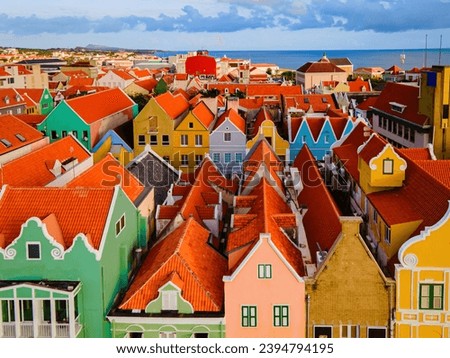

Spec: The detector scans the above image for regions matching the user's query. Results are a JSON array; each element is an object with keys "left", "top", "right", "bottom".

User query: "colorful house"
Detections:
[
  {"left": 38, "top": 88, "right": 138, "bottom": 151},
  {"left": 210, "top": 106, "right": 247, "bottom": 176},
  {"left": 171, "top": 100, "right": 216, "bottom": 173},
  {"left": 246, "top": 108, "right": 290, "bottom": 163},
  {"left": 0, "top": 114, "right": 49, "bottom": 165},
  {"left": 292, "top": 145, "right": 395, "bottom": 338},
  {"left": 96, "top": 69, "right": 136, "bottom": 89},
  {"left": 91, "top": 129, "right": 134, "bottom": 166},
  {"left": 224, "top": 139, "right": 305, "bottom": 338},
  {"left": 108, "top": 217, "right": 227, "bottom": 338},
  {"left": 15, "top": 88, "right": 54, "bottom": 115},
  {"left": 0, "top": 88, "right": 26, "bottom": 116},
  {"left": 0, "top": 185, "right": 145, "bottom": 337},
  {"left": 395, "top": 202, "right": 450, "bottom": 338},
  {"left": 133, "top": 91, "right": 190, "bottom": 158}
]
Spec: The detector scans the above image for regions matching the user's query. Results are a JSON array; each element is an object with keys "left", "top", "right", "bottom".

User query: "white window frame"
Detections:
[
  {"left": 180, "top": 134, "right": 188, "bottom": 146},
  {"left": 26, "top": 242, "right": 41, "bottom": 260},
  {"left": 213, "top": 153, "right": 220, "bottom": 163},
  {"left": 115, "top": 214, "right": 126, "bottom": 236},
  {"left": 224, "top": 132, "right": 231, "bottom": 142},
  {"left": 181, "top": 154, "right": 189, "bottom": 166},
  {"left": 367, "top": 326, "right": 387, "bottom": 338},
  {"left": 161, "top": 291, "right": 177, "bottom": 311},
  {"left": 313, "top": 325, "right": 333, "bottom": 338},
  {"left": 138, "top": 134, "right": 146, "bottom": 146},
  {"left": 258, "top": 264, "right": 272, "bottom": 279},
  {"left": 195, "top": 134, "right": 203, "bottom": 147}
]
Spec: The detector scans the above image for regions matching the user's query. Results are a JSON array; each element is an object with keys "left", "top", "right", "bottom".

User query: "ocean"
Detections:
[{"left": 156, "top": 48, "right": 450, "bottom": 71}]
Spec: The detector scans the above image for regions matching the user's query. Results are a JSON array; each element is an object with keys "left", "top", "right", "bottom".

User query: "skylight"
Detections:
[
  {"left": 15, "top": 133, "right": 26, "bottom": 142},
  {"left": 0, "top": 138, "right": 12, "bottom": 148}
]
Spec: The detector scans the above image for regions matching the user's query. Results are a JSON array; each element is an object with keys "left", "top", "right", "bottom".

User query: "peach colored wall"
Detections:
[{"left": 224, "top": 237, "right": 305, "bottom": 337}]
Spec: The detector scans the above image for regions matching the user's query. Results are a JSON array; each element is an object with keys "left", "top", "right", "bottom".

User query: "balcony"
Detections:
[{"left": 0, "top": 315, "right": 82, "bottom": 338}]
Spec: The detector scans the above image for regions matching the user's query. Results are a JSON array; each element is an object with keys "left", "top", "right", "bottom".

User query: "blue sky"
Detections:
[{"left": 1, "top": 0, "right": 450, "bottom": 50}]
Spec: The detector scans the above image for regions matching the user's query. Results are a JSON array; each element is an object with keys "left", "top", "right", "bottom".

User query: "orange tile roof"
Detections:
[
  {"left": 0, "top": 136, "right": 91, "bottom": 187},
  {"left": 397, "top": 148, "right": 433, "bottom": 161},
  {"left": 0, "top": 114, "right": 44, "bottom": 155},
  {"left": 294, "top": 145, "right": 342, "bottom": 262},
  {"left": 154, "top": 91, "right": 190, "bottom": 120},
  {"left": 192, "top": 100, "right": 215, "bottom": 129},
  {"left": 252, "top": 107, "right": 273, "bottom": 136},
  {"left": 119, "top": 217, "right": 227, "bottom": 311},
  {"left": 134, "top": 78, "right": 158, "bottom": 91},
  {"left": 68, "top": 77, "right": 95, "bottom": 86},
  {"left": 15, "top": 114, "right": 46, "bottom": 128},
  {"left": 411, "top": 160, "right": 450, "bottom": 190},
  {"left": 0, "top": 186, "right": 114, "bottom": 250},
  {"left": 15, "top": 89, "right": 45, "bottom": 104},
  {"left": 348, "top": 77, "right": 371, "bottom": 92},
  {"left": 110, "top": 69, "right": 136, "bottom": 81},
  {"left": 284, "top": 94, "right": 337, "bottom": 112},
  {"left": 158, "top": 205, "right": 180, "bottom": 220},
  {"left": 67, "top": 153, "right": 144, "bottom": 203},
  {"left": 329, "top": 117, "right": 351, "bottom": 139},
  {"left": 358, "top": 134, "right": 388, "bottom": 165},
  {"left": 130, "top": 68, "right": 152, "bottom": 79},
  {"left": 228, "top": 177, "right": 304, "bottom": 276},
  {"left": 66, "top": 88, "right": 135, "bottom": 124},
  {"left": 356, "top": 96, "right": 378, "bottom": 111},
  {"left": 0, "top": 88, "right": 26, "bottom": 109},
  {"left": 306, "top": 117, "right": 326, "bottom": 141},
  {"left": 239, "top": 97, "right": 264, "bottom": 110},
  {"left": 372, "top": 82, "right": 428, "bottom": 126},
  {"left": 214, "top": 108, "right": 246, "bottom": 133},
  {"left": 297, "top": 61, "right": 346, "bottom": 73}
]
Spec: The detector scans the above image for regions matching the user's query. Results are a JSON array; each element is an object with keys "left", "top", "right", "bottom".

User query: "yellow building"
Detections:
[
  {"left": 247, "top": 107, "right": 289, "bottom": 163},
  {"left": 395, "top": 202, "right": 450, "bottom": 338},
  {"left": 306, "top": 217, "right": 395, "bottom": 338},
  {"left": 171, "top": 101, "right": 215, "bottom": 173},
  {"left": 133, "top": 91, "right": 189, "bottom": 159},
  {"left": 419, "top": 65, "right": 450, "bottom": 159}
]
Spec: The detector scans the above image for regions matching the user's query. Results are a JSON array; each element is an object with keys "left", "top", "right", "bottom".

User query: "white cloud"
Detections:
[{"left": 380, "top": 1, "right": 392, "bottom": 10}]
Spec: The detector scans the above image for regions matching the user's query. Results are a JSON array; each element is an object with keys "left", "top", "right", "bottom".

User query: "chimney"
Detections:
[{"left": 226, "top": 96, "right": 239, "bottom": 113}]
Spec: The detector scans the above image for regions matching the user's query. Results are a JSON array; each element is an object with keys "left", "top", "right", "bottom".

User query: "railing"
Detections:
[{"left": 1, "top": 316, "right": 82, "bottom": 338}]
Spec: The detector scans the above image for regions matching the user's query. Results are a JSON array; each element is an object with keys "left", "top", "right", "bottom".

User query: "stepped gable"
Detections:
[
  {"left": 294, "top": 145, "right": 342, "bottom": 263},
  {"left": 0, "top": 186, "right": 114, "bottom": 250},
  {"left": 118, "top": 217, "right": 227, "bottom": 311}
]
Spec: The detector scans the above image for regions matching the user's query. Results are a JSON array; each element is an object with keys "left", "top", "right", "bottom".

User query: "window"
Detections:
[
  {"left": 128, "top": 332, "right": 143, "bottom": 338},
  {"left": 162, "top": 135, "right": 170, "bottom": 146},
  {"left": 224, "top": 153, "right": 231, "bottom": 163},
  {"left": 373, "top": 209, "right": 378, "bottom": 223},
  {"left": 235, "top": 153, "right": 243, "bottom": 163},
  {"left": 341, "top": 325, "right": 359, "bottom": 338},
  {"left": 314, "top": 325, "right": 332, "bottom": 338},
  {"left": 384, "top": 225, "right": 391, "bottom": 244},
  {"left": 115, "top": 215, "right": 126, "bottom": 236},
  {"left": 195, "top": 155, "right": 203, "bottom": 166},
  {"left": 150, "top": 135, "right": 157, "bottom": 145},
  {"left": 160, "top": 332, "right": 176, "bottom": 338},
  {"left": 193, "top": 332, "right": 208, "bottom": 338},
  {"left": 138, "top": 134, "right": 146, "bottom": 146},
  {"left": 72, "top": 130, "right": 78, "bottom": 139},
  {"left": 383, "top": 158, "right": 394, "bottom": 174},
  {"left": 403, "top": 127, "right": 409, "bottom": 139},
  {"left": 82, "top": 131, "right": 88, "bottom": 141},
  {"left": 324, "top": 135, "right": 330, "bottom": 144},
  {"left": 163, "top": 156, "right": 170, "bottom": 163},
  {"left": 409, "top": 129, "right": 415, "bottom": 143},
  {"left": 27, "top": 242, "right": 41, "bottom": 260},
  {"left": 224, "top": 132, "right": 231, "bottom": 142},
  {"left": 443, "top": 104, "right": 449, "bottom": 119},
  {"left": 55, "top": 300, "right": 68, "bottom": 323},
  {"left": 1, "top": 300, "right": 15, "bottom": 322},
  {"left": 195, "top": 134, "right": 203, "bottom": 146},
  {"left": 397, "top": 124, "right": 403, "bottom": 137},
  {"left": 273, "top": 305, "right": 289, "bottom": 327},
  {"left": 258, "top": 264, "right": 272, "bottom": 279},
  {"left": 181, "top": 134, "right": 188, "bottom": 146},
  {"left": 241, "top": 306, "right": 257, "bottom": 327},
  {"left": 162, "top": 291, "right": 177, "bottom": 311},
  {"left": 51, "top": 131, "right": 58, "bottom": 140},
  {"left": 302, "top": 135, "right": 307, "bottom": 144},
  {"left": 189, "top": 122, "right": 194, "bottom": 128},
  {"left": 367, "top": 327, "right": 387, "bottom": 338},
  {"left": 62, "top": 130, "right": 67, "bottom": 138},
  {"left": 420, "top": 284, "right": 444, "bottom": 310},
  {"left": 213, "top": 153, "right": 220, "bottom": 163},
  {"left": 20, "top": 300, "right": 33, "bottom": 321},
  {"left": 181, "top": 154, "right": 189, "bottom": 166}
]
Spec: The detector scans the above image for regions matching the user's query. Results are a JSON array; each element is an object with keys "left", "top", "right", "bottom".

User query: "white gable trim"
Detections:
[
  {"left": 97, "top": 185, "right": 121, "bottom": 260},
  {"left": 223, "top": 233, "right": 303, "bottom": 283},
  {"left": 398, "top": 201, "right": 450, "bottom": 268}
]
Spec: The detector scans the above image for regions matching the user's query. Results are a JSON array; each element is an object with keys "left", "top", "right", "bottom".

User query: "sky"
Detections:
[{"left": 1, "top": 0, "right": 450, "bottom": 51}]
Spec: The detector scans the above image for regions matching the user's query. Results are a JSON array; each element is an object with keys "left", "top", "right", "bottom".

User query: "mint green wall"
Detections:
[
  {"left": 0, "top": 187, "right": 146, "bottom": 338},
  {"left": 38, "top": 101, "right": 91, "bottom": 150},
  {"left": 111, "top": 321, "right": 226, "bottom": 338},
  {"left": 40, "top": 89, "right": 55, "bottom": 116}
]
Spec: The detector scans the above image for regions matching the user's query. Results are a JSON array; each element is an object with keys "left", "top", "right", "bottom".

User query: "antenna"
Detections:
[
  {"left": 424, "top": 34, "right": 428, "bottom": 68},
  {"left": 439, "top": 34, "right": 443, "bottom": 65}
]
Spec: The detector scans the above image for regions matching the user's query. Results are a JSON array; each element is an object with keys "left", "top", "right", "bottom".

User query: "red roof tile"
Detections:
[
  {"left": 0, "top": 136, "right": 91, "bottom": 187},
  {"left": 15, "top": 89, "right": 45, "bottom": 104},
  {"left": 284, "top": 94, "right": 337, "bottom": 113},
  {"left": 0, "top": 88, "right": 26, "bottom": 109},
  {"left": 252, "top": 107, "right": 273, "bottom": 136},
  {"left": 372, "top": 82, "right": 428, "bottom": 126},
  {"left": 297, "top": 61, "right": 345, "bottom": 73},
  {"left": 134, "top": 78, "right": 158, "bottom": 91},
  {"left": 66, "top": 88, "right": 135, "bottom": 124},
  {"left": 358, "top": 134, "right": 388, "bottom": 165},
  {"left": 306, "top": 117, "right": 326, "bottom": 141},
  {"left": 0, "top": 186, "right": 114, "bottom": 250},
  {"left": 119, "top": 218, "right": 227, "bottom": 311},
  {"left": 294, "top": 145, "right": 342, "bottom": 263},
  {"left": 158, "top": 205, "right": 180, "bottom": 220},
  {"left": 155, "top": 91, "right": 190, "bottom": 119},
  {"left": 14, "top": 114, "right": 46, "bottom": 128},
  {"left": 356, "top": 96, "right": 379, "bottom": 111},
  {"left": 67, "top": 153, "right": 144, "bottom": 203},
  {"left": 0, "top": 115, "right": 44, "bottom": 156},
  {"left": 192, "top": 101, "right": 215, "bottom": 129},
  {"left": 397, "top": 148, "right": 433, "bottom": 161},
  {"left": 214, "top": 108, "right": 246, "bottom": 133}
]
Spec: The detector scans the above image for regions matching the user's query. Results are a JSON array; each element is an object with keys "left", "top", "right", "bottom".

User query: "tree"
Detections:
[
  {"left": 130, "top": 93, "right": 150, "bottom": 111},
  {"left": 154, "top": 79, "right": 168, "bottom": 95},
  {"left": 280, "top": 71, "right": 295, "bottom": 82}
]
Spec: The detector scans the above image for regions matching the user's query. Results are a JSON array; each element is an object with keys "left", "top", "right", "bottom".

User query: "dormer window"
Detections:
[
  {"left": 383, "top": 158, "right": 394, "bottom": 175},
  {"left": 4, "top": 96, "right": 9, "bottom": 104},
  {"left": 389, "top": 102, "right": 407, "bottom": 113},
  {"left": 161, "top": 291, "right": 177, "bottom": 311},
  {"left": 322, "top": 97, "right": 328, "bottom": 103}
]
